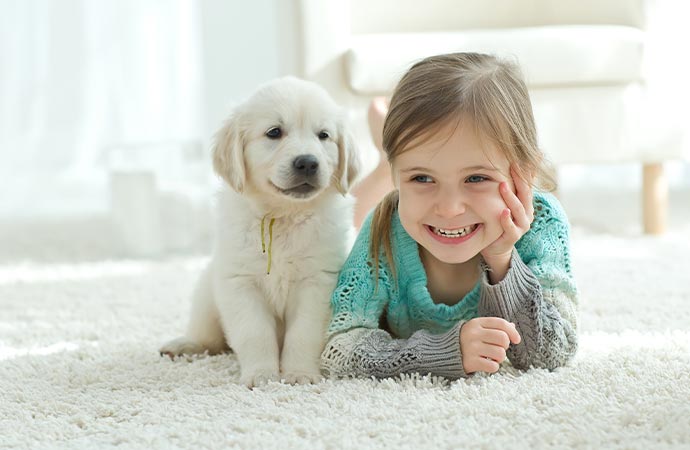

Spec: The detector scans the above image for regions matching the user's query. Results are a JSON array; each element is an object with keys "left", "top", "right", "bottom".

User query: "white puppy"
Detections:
[{"left": 160, "top": 77, "right": 361, "bottom": 387}]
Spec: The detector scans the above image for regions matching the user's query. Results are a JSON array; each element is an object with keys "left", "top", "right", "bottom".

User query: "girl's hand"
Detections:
[
  {"left": 460, "top": 317, "right": 521, "bottom": 374},
  {"left": 480, "top": 167, "right": 534, "bottom": 283}
]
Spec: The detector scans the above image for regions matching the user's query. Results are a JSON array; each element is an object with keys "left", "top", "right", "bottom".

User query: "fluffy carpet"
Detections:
[{"left": 1, "top": 190, "right": 690, "bottom": 449}]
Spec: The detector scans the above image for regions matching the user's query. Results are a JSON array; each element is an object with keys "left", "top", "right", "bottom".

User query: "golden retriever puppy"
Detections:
[{"left": 160, "top": 77, "right": 361, "bottom": 387}]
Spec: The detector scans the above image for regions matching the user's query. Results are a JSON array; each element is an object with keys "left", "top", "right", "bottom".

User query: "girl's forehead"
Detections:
[{"left": 394, "top": 120, "right": 508, "bottom": 170}]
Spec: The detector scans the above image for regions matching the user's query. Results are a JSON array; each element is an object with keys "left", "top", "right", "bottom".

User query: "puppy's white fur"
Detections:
[{"left": 160, "top": 77, "right": 361, "bottom": 387}]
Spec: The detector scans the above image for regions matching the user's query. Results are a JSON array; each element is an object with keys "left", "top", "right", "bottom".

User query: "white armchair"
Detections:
[{"left": 297, "top": 0, "right": 684, "bottom": 234}]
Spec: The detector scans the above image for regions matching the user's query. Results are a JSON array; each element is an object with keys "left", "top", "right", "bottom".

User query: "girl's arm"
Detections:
[
  {"left": 321, "top": 322, "right": 467, "bottom": 380},
  {"left": 321, "top": 214, "right": 468, "bottom": 380},
  {"left": 478, "top": 197, "right": 579, "bottom": 371}
]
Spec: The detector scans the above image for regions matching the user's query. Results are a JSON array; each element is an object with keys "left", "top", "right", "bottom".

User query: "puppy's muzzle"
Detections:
[
  {"left": 292, "top": 154, "right": 319, "bottom": 178},
  {"left": 273, "top": 154, "right": 321, "bottom": 197}
]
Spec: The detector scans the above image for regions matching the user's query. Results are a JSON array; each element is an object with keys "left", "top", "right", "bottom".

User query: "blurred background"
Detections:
[{"left": 1, "top": 0, "right": 688, "bottom": 261}]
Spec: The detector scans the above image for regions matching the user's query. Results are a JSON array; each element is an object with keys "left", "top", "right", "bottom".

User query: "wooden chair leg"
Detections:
[{"left": 642, "top": 162, "right": 668, "bottom": 235}]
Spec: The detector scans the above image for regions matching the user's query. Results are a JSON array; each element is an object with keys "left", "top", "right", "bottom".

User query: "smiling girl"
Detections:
[{"left": 321, "top": 52, "right": 578, "bottom": 379}]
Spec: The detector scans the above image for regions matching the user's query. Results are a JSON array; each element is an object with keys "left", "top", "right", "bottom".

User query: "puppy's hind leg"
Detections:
[{"left": 160, "top": 265, "right": 227, "bottom": 358}]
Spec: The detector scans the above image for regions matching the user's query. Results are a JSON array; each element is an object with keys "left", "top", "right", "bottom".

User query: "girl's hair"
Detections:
[{"left": 369, "top": 52, "right": 556, "bottom": 281}]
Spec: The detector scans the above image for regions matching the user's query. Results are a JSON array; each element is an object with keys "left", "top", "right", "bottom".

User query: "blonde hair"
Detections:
[{"left": 370, "top": 52, "right": 556, "bottom": 281}]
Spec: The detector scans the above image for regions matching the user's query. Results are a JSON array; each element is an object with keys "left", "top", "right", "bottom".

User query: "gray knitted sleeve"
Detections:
[
  {"left": 321, "top": 323, "right": 468, "bottom": 380},
  {"left": 479, "top": 250, "right": 578, "bottom": 370}
]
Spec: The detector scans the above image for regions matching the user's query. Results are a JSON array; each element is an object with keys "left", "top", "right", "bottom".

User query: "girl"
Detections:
[{"left": 321, "top": 52, "right": 578, "bottom": 379}]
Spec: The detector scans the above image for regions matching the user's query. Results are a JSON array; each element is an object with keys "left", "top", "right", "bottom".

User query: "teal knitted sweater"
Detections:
[{"left": 320, "top": 192, "right": 578, "bottom": 379}]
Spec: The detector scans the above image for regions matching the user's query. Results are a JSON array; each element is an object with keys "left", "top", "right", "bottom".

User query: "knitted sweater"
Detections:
[{"left": 320, "top": 192, "right": 578, "bottom": 380}]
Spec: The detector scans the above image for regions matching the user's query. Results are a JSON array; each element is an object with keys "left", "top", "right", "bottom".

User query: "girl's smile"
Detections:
[{"left": 425, "top": 223, "right": 481, "bottom": 244}]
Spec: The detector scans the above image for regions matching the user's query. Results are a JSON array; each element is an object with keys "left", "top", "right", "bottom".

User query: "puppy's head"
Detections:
[{"left": 213, "top": 77, "right": 361, "bottom": 202}]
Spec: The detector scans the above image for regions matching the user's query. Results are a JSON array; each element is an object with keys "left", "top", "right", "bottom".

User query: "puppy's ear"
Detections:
[
  {"left": 212, "top": 113, "right": 246, "bottom": 193},
  {"left": 335, "top": 124, "right": 362, "bottom": 195}
]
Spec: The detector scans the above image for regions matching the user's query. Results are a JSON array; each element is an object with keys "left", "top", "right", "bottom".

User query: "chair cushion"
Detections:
[{"left": 345, "top": 25, "right": 645, "bottom": 94}]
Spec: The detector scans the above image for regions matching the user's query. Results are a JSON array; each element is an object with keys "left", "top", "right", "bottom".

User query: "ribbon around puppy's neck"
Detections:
[{"left": 260, "top": 214, "right": 276, "bottom": 274}]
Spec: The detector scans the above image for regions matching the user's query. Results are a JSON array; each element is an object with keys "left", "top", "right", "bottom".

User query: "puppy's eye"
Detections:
[
  {"left": 318, "top": 131, "right": 330, "bottom": 140},
  {"left": 266, "top": 127, "right": 282, "bottom": 139}
]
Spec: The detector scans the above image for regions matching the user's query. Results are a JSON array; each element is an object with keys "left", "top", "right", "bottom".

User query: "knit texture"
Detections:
[{"left": 321, "top": 192, "right": 578, "bottom": 379}]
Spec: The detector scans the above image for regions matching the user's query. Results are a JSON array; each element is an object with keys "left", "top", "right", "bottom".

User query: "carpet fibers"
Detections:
[{"left": 1, "top": 193, "right": 689, "bottom": 449}]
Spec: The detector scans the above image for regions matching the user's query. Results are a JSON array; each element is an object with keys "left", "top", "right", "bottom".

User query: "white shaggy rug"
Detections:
[{"left": 1, "top": 189, "right": 690, "bottom": 449}]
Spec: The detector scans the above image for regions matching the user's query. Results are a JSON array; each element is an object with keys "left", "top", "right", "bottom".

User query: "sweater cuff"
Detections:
[
  {"left": 412, "top": 322, "right": 468, "bottom": 379},
  {"left": 479, "top": 250, "right": 541, "bottom": 320}
]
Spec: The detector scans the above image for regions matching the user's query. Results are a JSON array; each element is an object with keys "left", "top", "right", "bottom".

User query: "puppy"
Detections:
[{"left": 160, "top": 77, "right": 361, "bottom": 387}]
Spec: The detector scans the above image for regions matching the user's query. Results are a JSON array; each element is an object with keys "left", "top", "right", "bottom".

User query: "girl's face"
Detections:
[{"left": 393, "top": 119, "right": 515, "bottom": 265}]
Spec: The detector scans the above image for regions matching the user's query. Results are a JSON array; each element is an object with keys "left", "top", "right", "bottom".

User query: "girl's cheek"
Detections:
[
  {"left": 468, "top": 187, "right": 504, "bottom": 206},
  {"left": 468, "top": 190, "right": 508, "bottom": 223},
  {"left": 398, "top": 188, "right": 424, "bottom": 213}
]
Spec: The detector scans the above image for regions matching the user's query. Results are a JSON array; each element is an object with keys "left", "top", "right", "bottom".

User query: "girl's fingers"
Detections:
[
  {"left": 481, "top": 328, "right": 511, "bottom": 348},
  {"left": 501, "top": 208, "right": 518, "bottom": 238},
  {"left": 476, "top": 357, "right": 501, "bottom": 374},
  {"left": 477, "top": 316, "right": 512, "bottom": 330},
  {"left": 479, "top": 317, "right": 522, "bottom": 345},
  {"left": 480, "top": 344, "right": 507, "bottom": 363},
  {"left": 506, "top": 322, "right": 521, "bottom": 345},
  {"left": 511, "top": 167, "right": 534, "bottom": 222},
  {"left": 500, "top": 183, "right": 529, "bottom": 230}
]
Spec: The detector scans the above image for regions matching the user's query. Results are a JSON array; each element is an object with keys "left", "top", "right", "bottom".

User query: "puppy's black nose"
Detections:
[{"left": 293, "top": 154, "right": 319, "bottom": 177}]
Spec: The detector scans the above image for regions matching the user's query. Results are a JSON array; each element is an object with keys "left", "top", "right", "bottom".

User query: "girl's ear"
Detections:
[
  {"left": 212, "top": 112, "right": 246, "bottom": 193},
  {"left": 335, "top": 124, "right": 362, "bottom": 194}
]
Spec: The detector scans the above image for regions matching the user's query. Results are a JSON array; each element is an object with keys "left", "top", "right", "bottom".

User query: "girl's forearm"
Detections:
[
  {"left": 482, "top": 250, "right": 513, "bottom": 284},
  {"left": 478, "top": 251, "right": 578, "bottom": 370}
]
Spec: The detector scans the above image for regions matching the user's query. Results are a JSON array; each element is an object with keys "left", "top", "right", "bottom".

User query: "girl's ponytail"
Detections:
[{"left": 369, "top": 189, "right": 399, "bottom": 286}]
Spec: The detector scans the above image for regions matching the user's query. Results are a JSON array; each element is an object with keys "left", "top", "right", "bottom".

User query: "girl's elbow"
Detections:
[
  {"left": 512, "top": 338, "right": 578, "bottom": 371},
  {"left": 534, "top": 339, "right": 578, "bottom": 371}
]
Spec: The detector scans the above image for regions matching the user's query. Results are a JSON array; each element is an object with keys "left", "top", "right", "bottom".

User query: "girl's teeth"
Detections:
[{"left": 433, "top": 224, "right": 477, "bottom": 237}]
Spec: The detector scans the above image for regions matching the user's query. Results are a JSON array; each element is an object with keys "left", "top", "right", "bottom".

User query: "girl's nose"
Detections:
[{"left": 434, "top": 188, "right": 466, "bottom": 218}]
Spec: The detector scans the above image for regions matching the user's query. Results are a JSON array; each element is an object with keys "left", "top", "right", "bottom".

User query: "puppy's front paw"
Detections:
[
  {"left": 240, "top": 370, "right": 280, "bottom": 388},
  {"left": 282, "top": 370, "right": 323, "bottom": 385},
  {"left": 159, "top": 337, "right": 205, "bottom": 358}
]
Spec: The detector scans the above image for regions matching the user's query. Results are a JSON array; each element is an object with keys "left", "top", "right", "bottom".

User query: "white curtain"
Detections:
[{"left": 0, "top": 0, "right": 204, "bottom": 217}]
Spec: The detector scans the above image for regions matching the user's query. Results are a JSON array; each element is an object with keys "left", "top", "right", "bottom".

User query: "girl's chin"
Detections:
[{"left": 423, "top": 246, "right": 480, "bottom": 265}]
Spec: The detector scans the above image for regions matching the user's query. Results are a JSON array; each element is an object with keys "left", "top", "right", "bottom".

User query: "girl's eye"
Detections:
[
  {"left": 266, "top": 127, "right": 282, "bottom": 139},
  {"left": 466, "top": 175, "right": 488, "bottom": 183},
  {"left": 412, "top": 175, "right": 433, "bottom": 183},
  {"left": 318, "top": 130, "right": 330, "bottom": 140}
]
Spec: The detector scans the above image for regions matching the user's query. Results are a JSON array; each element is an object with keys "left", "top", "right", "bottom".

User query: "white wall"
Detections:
[
  {"left": 199, "top": 0, "right": 300, "bottom": 143},
  {"left": 0, "top": 0, "right": 301, "bottom": 219},
  {"left": 0, "top": 0, "right": 687, "bottom": 223}
]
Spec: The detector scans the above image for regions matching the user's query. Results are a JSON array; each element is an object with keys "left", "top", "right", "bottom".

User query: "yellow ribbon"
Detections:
[{"left": 260, "top": 214, "right": 276, "bottom": 274}]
